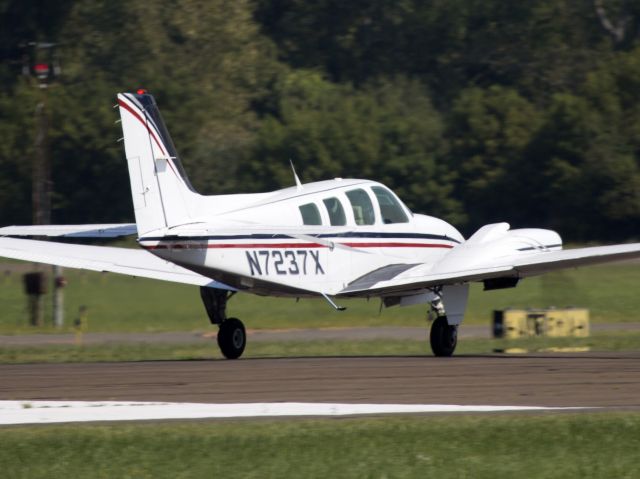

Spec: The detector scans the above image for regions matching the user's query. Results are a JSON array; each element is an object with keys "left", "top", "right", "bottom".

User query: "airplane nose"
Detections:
[{"left": 445, "top": 222, "right": 465, "bottom": 243}]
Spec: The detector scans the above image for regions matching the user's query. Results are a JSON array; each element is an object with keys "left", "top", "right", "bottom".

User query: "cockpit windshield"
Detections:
[{"left": 372, "top": 186, "right": 409, "bottom": 224}]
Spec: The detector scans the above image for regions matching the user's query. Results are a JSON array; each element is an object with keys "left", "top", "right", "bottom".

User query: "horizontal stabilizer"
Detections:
[
  {"left": 0, "top": 237, "right": 234, "bottom": 290},
  {"left": 0, "top": 224, "right": 137, "bottom": 238}
]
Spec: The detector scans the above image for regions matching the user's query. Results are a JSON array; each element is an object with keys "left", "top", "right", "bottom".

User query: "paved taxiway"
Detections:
[{"left": 1, "top": 353, "right": 639, "bottom": 410}]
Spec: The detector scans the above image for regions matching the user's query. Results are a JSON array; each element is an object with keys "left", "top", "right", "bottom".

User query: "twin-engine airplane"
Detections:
[{"left": 1, "top": 91, "right": 639, "bottom": 359}]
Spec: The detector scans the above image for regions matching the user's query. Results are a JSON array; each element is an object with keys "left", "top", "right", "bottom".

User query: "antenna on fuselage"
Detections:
[{"left": 289, "top": 159, "right": 303, "bottom": 191}]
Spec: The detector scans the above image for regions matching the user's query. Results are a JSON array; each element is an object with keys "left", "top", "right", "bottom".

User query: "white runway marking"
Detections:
[{"left": 0, "top": 401, "right": 587, "bottom": 425}]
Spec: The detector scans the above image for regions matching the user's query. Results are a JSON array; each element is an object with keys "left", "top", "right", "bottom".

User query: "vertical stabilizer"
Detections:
[{"left": 117, "top": 92, "right": 197, "bottom": 235}]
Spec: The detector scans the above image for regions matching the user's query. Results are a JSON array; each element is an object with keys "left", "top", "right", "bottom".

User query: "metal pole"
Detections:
[
  {"left": 40, "top": 92, "right": 65, "bottom": 328},
  {"left": 30, "top": 98, "right": 48, "bottom": 327},
  {"left": 24, "top": 41, "right": 63, "bottom": 328},
  {"left": 33, "top": 99, "right": 51, "bottom": 226},
  {"left": 32, "top": 43, "right": 65, "bottom": 328},
  {"left": 53, "top": 265, "right": 64, "bottom": 328}
]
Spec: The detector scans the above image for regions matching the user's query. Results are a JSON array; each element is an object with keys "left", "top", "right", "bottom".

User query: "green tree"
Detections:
[
  {"left": 44, "top": 0, "right": 280, "bottom": 222},
  {"left": 447, "top": 86, "right": 542, "bottom": 233},
  {"left": 247, "top": 71, "right": 463, "bottom": 223},
  {"left": 0, "top": 0, "right": 638, "bottom": 242},
  {"left": 255, "top": 0, "right": 613, "bottom": 105},
  {"left": 525, "top": 90, "right": 639, "bottom": 240},
  {"left": 0, "top": 83, "right": 37, "bottom": 224}
]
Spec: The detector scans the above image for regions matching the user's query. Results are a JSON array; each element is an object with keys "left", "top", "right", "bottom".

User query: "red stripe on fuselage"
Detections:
[
  {"left": 141, "top": 242, "right": 453, "bottom": 250},
  {"left": 342, "top": 242, "right": 453, "bottom": 249}
]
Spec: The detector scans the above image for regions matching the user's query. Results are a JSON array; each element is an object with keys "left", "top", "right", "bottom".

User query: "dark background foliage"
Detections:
[{"left": 1, "top": 0, "right": 638, "bottom": 240}]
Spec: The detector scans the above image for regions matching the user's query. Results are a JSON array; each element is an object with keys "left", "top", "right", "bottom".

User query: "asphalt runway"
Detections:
[{"left": 1, "top": 352, "right": 639, "bottom": 410}]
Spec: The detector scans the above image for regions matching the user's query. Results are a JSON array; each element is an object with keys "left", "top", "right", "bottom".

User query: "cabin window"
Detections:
[
  {"left": 346, "top": 189, "right": 375, "bottom": 225},
  {"left": 299, "top": 203, "right": 322, "bottom": 225},
  {"left": 323, "top": 197, "right": 346, "bottom": 226},
  {"left": 372, "top": 186, "right": 409, "bottom": 224}
]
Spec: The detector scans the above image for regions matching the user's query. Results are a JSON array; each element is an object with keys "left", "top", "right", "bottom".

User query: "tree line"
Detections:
[{"left": 0, "top": 0, "right": 638, "bottom": 240}]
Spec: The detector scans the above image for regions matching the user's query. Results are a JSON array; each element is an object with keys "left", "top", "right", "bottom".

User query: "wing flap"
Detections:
[
  {"left": 0, "top": 224, "right": 137, "bottom": 238},
  {"left": 340, "top": 265, "right": 514, "bottom": 296},
  {"left": 339, "top": 243, "right": 640, "bottom": 296},
  {"left": 0, "top": 237, "right": 234, "bottom": 289}
]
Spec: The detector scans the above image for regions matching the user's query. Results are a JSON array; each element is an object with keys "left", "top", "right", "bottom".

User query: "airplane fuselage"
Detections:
[{"left": 138, "top": 178, "right": 463, "bottom": 297}]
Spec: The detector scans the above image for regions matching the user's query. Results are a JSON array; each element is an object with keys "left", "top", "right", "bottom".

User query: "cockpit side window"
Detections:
[
  {"left": 345, "top": 189, "right": 375, "bottom": 225},
  {"left": 299, "top": 203, "right": 322, "bottom": 225},
  {"left": 372, "top": 186, "right": 409, "bottom": 224},
  {"left": 322, "top": 197, "right": 346, "bottom": 226}
]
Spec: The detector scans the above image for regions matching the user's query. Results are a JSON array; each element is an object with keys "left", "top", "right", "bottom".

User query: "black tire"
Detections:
[
  {"left": 429, "top": 316, "right": 458, "bottom": 357},
  {"left": 217, "top": 317, "right": 246, "bottom": 359}
]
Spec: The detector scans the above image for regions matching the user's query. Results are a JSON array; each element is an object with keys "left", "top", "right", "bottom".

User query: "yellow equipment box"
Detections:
[{"left": 493, "top": 308, "right": 589, "bottom": 339}]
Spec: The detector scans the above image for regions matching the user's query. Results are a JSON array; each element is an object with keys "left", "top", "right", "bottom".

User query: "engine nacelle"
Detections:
[{"left": 434, "top": 223, "right": 562, "bottom": 273}]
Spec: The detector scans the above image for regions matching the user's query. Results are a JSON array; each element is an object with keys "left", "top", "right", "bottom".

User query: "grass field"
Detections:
[
  {"left": 1, "top": 331, "right": 639, "bottom": 363},
  {"left": 1, "top": 414, "right": 639, "bottom": 478},
  {"left": 1, "top": 261, "right": 638, "bottom": 478},
  {"left": 0, "top": 261, "right": 638, "bottom": 334}
]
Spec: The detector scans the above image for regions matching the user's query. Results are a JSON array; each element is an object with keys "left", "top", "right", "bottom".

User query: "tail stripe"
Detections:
[
  {"left": 123, "top": 94, "right": 168, "bottom": 149},
  {"left": 118, "top": 98, "right": 168, "bottom": 157},
  {"left": 118, "top": 97, "right": 183, "bottom": 181}
]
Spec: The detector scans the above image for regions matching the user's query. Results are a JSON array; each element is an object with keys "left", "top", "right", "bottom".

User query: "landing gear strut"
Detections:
[{"left": 200, "top": 287, "right": 246, "bottom": 359}]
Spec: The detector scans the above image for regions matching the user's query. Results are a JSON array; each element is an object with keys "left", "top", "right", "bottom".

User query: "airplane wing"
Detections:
[
  {"left": 340, "top": 243, "right": 640, "bottom": 296},
  {"left": 0, "top": 223, "right": 137, "bottom": 238},
  {"left": 0, "top": 237, "right": 234, "bottom": 290}
]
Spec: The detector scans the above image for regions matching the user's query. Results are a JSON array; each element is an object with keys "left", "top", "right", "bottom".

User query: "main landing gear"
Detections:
[
  {"left": 200, "top": 287, "right": 246, "bottom": 359},
  {"left": 429, "top": 316, "right": 458, "bottom": 357},
  {"left": 428, "top": 298, "right": 458, "bottom": 357}
]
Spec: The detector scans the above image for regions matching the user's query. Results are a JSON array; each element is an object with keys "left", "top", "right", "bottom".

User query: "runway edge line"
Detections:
[{"left": 0, "top": 401, "right": 591, "bottom": 425}]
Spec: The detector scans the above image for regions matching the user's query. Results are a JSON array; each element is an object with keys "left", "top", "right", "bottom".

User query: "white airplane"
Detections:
[{"left": 1, "top": 91, "right": 639, "bottom": 359}]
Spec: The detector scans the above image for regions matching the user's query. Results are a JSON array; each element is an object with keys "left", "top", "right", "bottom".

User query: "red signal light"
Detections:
[{"left": 136, "top": 89, "right": 148, "bottom": 95}]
